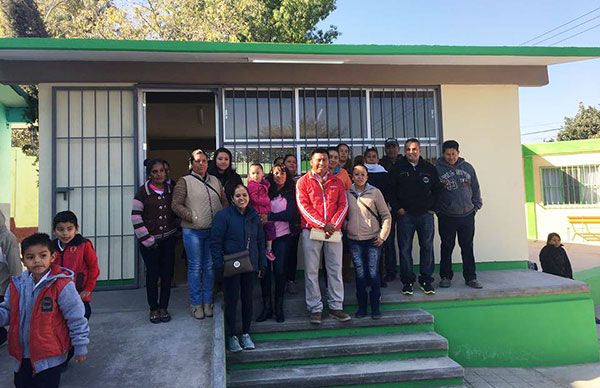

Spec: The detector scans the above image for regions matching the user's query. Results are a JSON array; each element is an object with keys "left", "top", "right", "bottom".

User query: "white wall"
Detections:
[{"left": 440, "top": 85, "right": 529, "bottom": 262}]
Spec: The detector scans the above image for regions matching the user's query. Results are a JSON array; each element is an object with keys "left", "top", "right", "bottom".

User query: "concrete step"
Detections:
[
  {"left": 227, "top": 331, "right": 448, "bottom": 367},
  {"left": 227, "top": 356, "right": 464, "bottom": 387},
  {"left": 252, "top": 308, "right": 433, "bottom": 335}
]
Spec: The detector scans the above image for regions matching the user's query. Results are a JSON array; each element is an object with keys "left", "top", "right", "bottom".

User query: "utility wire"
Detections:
[
  {"left": 531, "top": 14, "right": 600, "bottom": 46},
  {"left": 521, "top": 127, "right": 562, "bottom": 136},
  {"left": 520, "top": 6, "right": 600, "bottom": 45},
  {"left": 549, "top": 21, "right": 600, "bottom": 46}
]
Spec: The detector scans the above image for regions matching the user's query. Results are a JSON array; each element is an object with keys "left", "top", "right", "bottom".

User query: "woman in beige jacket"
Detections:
[
  {"left": 172, "top": 149, "right": 227, "bottom": 320},
  {"left": 345, "top": 163, "right": 391, "bottom": 319}
]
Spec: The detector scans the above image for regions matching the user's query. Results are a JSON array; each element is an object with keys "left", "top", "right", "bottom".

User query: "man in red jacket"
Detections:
[{"left": 296, "top": 148, "right": 350, "bottom": 325}]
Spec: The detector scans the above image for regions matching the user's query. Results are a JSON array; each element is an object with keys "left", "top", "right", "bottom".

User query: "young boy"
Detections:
[
  {"left": 0, "top": 210, "right": 22, "bottom": 347},
  {"left": 0, "top": 233, "right": 89, "bottom": 387},
  {"left": 52, "top": 211, "right": 100, "bottom": 320},
  {"left": 247, "top": 163, "right": 276, "bottom": 261}
]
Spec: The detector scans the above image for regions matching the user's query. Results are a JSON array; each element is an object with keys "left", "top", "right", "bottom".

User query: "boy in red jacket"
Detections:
[{"left": 52, "top": 211, "right": 100, "bottom": 320}]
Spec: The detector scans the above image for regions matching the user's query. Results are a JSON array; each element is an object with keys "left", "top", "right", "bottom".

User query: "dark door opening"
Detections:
[{"left": 145, "top": 90, "right": 217, "bottom": 285}]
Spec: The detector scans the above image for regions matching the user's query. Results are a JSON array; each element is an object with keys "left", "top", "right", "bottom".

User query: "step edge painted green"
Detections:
[
  {"left": 252, "top": 323, "right": 434, "bottom": 341},
  {"left": 227, "top": 349, "right": 448, "bottom": 370}
]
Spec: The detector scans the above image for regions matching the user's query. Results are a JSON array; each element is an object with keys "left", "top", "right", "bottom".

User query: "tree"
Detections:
[
  {"left": 557, "top": 103, "right": 600, "bottom": 141},
  {"left": 0, "top": 0, "right": 48, "bottom": 37}
]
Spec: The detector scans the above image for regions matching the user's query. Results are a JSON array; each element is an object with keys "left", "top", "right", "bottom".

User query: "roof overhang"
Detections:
[
  {"left": 1, "top": 38, "right": 599, "bottom": 66},
  {"left": 0, "top": 84, "right": 27, "bottom": 107}
]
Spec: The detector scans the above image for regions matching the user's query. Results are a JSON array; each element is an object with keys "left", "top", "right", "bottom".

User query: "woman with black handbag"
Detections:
[
  {"left": 210, "top": 184, "right": 267, "bottom": 353},
  {"left": 345, "top": 163, "right": 392, "bottom": 319}
]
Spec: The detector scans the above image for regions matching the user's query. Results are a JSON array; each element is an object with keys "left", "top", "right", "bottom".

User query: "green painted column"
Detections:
[
  {"left": 523, "top": 155, "right": 537, "bottom": 239},
  {"left": 0, "top": 104, "right": 11, "bottom": 206}
]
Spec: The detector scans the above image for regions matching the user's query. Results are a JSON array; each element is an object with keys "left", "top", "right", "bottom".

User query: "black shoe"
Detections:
[
  {"left": 402, "top": 283, "right": 414, "bottom": 295},
  {"left": 256, "top": 298, "right": 273, "bottom": 322},
  {"left": 380, "top": 280, "right": 388, "bottom": 288},
  {"left": 274, "top": 298, "right": 285, "bottom": 323},
  {"left": 420, "top": 282, "right": 435, "bottom": 295},
  {"left": 384, "top": 274, "right": 396, "bottom": 282},
  {"left": 466, "top": 279, "right": 483, "bottom": 289}
]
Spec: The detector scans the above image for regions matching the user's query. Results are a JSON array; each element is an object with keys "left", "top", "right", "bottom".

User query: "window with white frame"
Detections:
[
  {"left": 541, "top": 165, "right": 600, "bottom": 205},
  {"left": 222, "top": 87, "right": 441, "bottom": 175}
]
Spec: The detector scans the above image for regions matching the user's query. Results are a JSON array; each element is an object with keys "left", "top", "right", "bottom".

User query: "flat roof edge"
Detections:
[{"left": 1, "top": 38, "right": 600, "bottom": 58}]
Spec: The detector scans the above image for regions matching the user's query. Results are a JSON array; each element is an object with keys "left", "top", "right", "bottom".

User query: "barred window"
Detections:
[{"left": 541, "top": 165, "right": 600, "bottom": 205}]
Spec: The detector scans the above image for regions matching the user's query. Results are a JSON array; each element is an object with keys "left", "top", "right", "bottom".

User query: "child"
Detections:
[
  {"left": 539, "top": 232, "right": 573, "bottom": 279},
  {"left": 52, "top": 211, "right": 100, "bottom": 320},
  {"left": 248, "top": 163, "right": 276, "bottom": 261},
  {"left": 0, "top": 210, "right": 22, "bottom": 347},
  {"left": 0, "top": 233, "right": 89, "bottom": 387}
]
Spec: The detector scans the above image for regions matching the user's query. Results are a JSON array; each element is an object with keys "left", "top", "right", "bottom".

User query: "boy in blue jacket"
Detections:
[{"left": 0, "top": 233, "right": 89, "bottom": 388}]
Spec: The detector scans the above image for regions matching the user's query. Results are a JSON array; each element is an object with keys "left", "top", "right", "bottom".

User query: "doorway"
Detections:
[{"left": 144, "top": 90, "right": 218, "bottom": 285}]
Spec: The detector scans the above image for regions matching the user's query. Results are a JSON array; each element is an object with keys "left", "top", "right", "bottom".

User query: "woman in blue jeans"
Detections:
[
  {"left": 345, "top": 164, "right": 391, "bottom": 319},
  {"left": 256, "top": 163, "right": 297, "bottom": 323},
  {"left": 172, "top": 149, "right": 227, "bottom": 319}
]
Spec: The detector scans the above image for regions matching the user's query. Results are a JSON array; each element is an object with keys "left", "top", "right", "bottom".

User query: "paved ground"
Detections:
[{"left": 0, "top": 287, "right": 214, "bottom": 388}]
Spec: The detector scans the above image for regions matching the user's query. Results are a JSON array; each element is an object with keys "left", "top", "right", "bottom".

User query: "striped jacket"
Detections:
[
  {"left": 296, "top": 171, "right": 348, "bottom": 231},
  {"left": 131, "top": 181, "right": 178, "bottom": 247}
]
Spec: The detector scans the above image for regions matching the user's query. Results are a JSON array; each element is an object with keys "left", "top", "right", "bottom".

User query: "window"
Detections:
[
  {"left": 541, "top": 165, "right": 600, "bottom": 205},
  {"left": 222, "top": 87, "right": 441, "bottom": 176}
]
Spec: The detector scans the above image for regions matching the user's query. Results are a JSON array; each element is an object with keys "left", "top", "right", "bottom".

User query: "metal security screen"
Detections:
[
  {"left": 222, "top": 87, "right": 441, "bottom": 175},
  {"left": 53, "top": 88, "right": 138, "bottom": 287},
  {"left": 541, "top": 165, "right": 600, "bottom": 206}
]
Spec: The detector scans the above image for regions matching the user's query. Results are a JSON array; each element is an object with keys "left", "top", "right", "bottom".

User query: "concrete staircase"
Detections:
[{"left": 226, "top": 309, "right": 464, "bottom": 387}]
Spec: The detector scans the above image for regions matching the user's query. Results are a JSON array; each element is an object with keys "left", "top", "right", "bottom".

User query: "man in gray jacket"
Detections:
[
  {"left": 0, "top": 210, "right": 23, "bottom": 345},
  {"left": 435, "top": 140, "right": 483, "bottom": 289}
]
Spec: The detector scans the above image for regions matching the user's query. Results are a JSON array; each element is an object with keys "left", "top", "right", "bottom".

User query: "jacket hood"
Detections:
[
  {"left": 350, "top": 183, "right": 375, "bottom": 196},
  {"left": 13, "top": 265, "right": 74, "bottom": 288},
  {"left": 436, "top": 157, "right": 465, "bottom": 168},
  {"left": 0, "top": 210, "right": 6, "bottom": 233}
]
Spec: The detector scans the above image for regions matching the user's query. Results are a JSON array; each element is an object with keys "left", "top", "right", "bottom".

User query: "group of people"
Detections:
[
  {"left": 127, "top": 137, "right": 489, "bottom": 352},
  {"left": 0, "top": 134, "right": 581, "bottom": 387}
]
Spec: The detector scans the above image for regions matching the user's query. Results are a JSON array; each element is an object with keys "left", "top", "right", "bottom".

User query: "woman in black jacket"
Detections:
[
  {"left": 256, "top": 164, "right": 297, "bottom": 323},
  {"left": 210, "top": 184, "right": 266, "bottom": 353},
  {"left": 208, "top": 147, "right": 243, "bottom": 200},
  {"left": 539, "top": 233, "right": 573, "bottom": 279}
]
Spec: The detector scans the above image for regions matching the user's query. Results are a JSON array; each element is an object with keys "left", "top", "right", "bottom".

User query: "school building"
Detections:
[{"left": 2, "top": 40, "right": 600, "bottom": 381}]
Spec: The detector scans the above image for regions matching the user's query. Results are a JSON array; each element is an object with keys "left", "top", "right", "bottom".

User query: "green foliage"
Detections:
[
  {"left": 0, "top": 0, "right": 48, "bottom": 37},
  {"left": 557, "top": 102, "right": 600, "bottom": 141}
]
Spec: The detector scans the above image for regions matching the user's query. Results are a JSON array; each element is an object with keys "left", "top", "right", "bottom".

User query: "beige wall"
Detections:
[
  {"left": 531, "top": 152, "right": 600, "bottom": 245},
  {"left": 10, "top": 147, "right": 38, "bottom": 227},
  {"left": 440, "top": 85, "right": 529, "bottom": 262}
]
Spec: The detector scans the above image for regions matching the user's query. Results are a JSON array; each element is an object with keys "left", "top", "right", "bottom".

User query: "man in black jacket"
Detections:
[{"left": 390, "top": 138, "right": 440, "bottom": 295}]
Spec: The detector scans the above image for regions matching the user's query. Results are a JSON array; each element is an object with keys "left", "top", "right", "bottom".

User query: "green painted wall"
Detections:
[
  {"left": 0, "top": 104, "right": 11, "bottom": 204},
  {"left": 523, "top": 156, "right": 537, "bottom": 239},
  {"left": 575, "top": 266, "right": 600, "bottom": 306},
  {"left": 380, "top": 292, "right": 599, "bottom": 367}
]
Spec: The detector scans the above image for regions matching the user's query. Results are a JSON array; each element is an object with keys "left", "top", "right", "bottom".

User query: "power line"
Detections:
[
  {"left": 549, "top": 21, "right": 600, "bottom": 46},
  {"left": 531, "top": 14, "right": 600, "bottom": 46},
  {"left": 521, "top": 127, "right": 562, "bottom": 136},
  {"left": 520, "top": 6, "right": 600, "bottom": 45},
  {"left": 521, "top": 121, "right": 563, "bottom": 129}
]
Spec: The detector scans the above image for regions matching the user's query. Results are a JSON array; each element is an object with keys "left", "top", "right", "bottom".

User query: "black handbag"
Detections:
[{"left": 223, "top": 232, "right": 254, "bottom": 278}]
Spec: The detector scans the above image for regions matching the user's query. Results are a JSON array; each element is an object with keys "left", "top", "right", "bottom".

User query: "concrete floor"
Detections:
[{"left": 0, "top": 286, "right": 214, "bottom": 388}]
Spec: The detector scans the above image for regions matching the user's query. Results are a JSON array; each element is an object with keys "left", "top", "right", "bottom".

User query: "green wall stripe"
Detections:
[
  {"left": 522, "top": 138, "right": 600, "bottom": 156},
  {"left": 523, "top": 155, "right": 537, "bottom": 239},
  {"left": 2, "top": 38, "right": 600, "bottom": 58},
  {"left": 227, "top": 350, "right": 447, "bottom": 371},
  {"left": 96, "top": 278, "right": 135, "bottom": 287},
  {"left": 252, "top": 323, "right": 433, "bottom": 342}
]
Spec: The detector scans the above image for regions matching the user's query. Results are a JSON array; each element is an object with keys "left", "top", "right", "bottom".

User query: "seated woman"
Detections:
[
  {"left": 345, "top": 163, "right": 391, "bottom": 319},
  {"left": 211, "top": 184, "right": 267, "bottom": 353},
  {"left": 539, "top": 232, "right": 573, "bottom": 279}
]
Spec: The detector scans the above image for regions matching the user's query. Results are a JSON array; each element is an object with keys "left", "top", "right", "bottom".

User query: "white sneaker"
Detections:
[
  {"left": 190, "top": 304, "right": 204, "bottom": 319},
  {"left": 227, "top": 336, "right": 242, "bottom": 353},
  {"left": 239, "top": 333, "right": 255, "bottom": 350}
]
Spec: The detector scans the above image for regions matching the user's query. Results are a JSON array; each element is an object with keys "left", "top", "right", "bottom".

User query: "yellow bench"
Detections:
[{"left": 567, "top": 216, "right": 600, "bottom": 241}]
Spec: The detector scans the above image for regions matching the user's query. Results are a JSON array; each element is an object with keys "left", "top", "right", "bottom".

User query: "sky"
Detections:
[{"left": 318, "top": 0, "right": 600, "bottom": 143}]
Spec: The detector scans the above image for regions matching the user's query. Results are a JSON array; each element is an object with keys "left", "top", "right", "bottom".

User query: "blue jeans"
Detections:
[
  {"left": 397, "top": 212, "right": 435, "bottom": 285},
  {"left": 349, "top": 239, "right": 381, "bottom": 315},
  {"left": 183, "top": 228, "right": 213, "bottom": 305}
]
